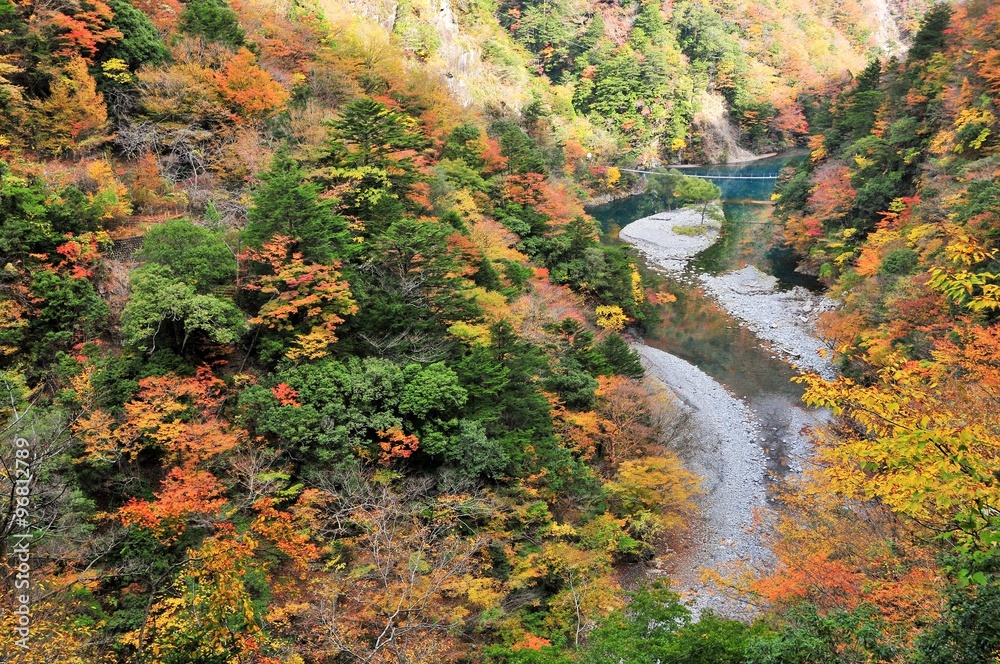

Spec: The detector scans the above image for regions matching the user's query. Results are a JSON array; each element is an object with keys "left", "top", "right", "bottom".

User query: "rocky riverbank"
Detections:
[{"left": 636, "top": 344, "right": 771, "bottom": 618}]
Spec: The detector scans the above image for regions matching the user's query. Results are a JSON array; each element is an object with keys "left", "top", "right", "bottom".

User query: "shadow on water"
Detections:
[
  {"left": 640, "top": 274, "right": 804, "bottom": 400},
  {"left": 588, "top": 151, "right": 814, "bottom": 401}
]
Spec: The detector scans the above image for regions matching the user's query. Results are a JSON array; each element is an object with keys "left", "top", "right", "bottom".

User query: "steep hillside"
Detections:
[
  {"left": 0, "top": 0, "right": 685, "bottom": 659},
  {"left": 2, "top": 0, "right": 995, "bottom": 661},
  {"left": 328, "top": 0, "right": 931, "bottom": 166},
  {"left": 761, "top": 2, "right": 1000, "bottom": 659}
]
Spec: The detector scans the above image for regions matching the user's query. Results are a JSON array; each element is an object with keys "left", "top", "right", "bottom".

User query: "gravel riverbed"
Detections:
[
  {"left": 620, "top": 206, "right": 835, "bottom": 617},
  {"left": 637, "top": 344, "right": 772, "bottom": 618}
]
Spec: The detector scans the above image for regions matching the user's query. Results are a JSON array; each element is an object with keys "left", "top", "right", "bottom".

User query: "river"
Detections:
[
  {"left": 589, "top": 152, "right": 830, "bottom": 617},
  {"left": 589, "top": 152, "right": 814, "bottom": 432}
]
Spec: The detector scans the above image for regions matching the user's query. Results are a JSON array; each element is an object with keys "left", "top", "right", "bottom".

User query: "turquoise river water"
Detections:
[{"left": 588, "top": 152, "right": 813, "bottom": 406}]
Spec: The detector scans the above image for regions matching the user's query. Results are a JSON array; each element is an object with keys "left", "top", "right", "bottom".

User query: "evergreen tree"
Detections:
[
  {"left": 489, "top": 119, "right": 547, "bottom": 174},
  {"left": 179, "top": 0, "right": 245, "bottom": 47},
  {"left": 323, "top": 97, "right": 424, "bottom": 169},
  {"left": 319, "top": 97, "right": 426, "bottom": 223},
  {"left": 598, "top": 333, "right": 644, "bottom": 379},
  {"left": 855, "top": 59, "right": 883, "bottom": 93},
  {"left": 833, "top": 70, "right": 885, "bottom": 144},
  {"left": 633, "top": 0, "right": 666, "bottom": 42},
  {"left": 247, "top": 152, "right": 353, "bottom": 264},
  {"left": 441, "top": 123, "right": 483, "bottom": 166},
  {"left": 30, "top": 271, "right": 109, "bottom": 359},
  {"left": 104, "top": 0, "right": 169, "bottom": 69},
  {"left": 344, "top": 218, "right": 477, "bottom": 358},
  {"left": 907, "top": 3, "right": 953, "bottom": 63}
]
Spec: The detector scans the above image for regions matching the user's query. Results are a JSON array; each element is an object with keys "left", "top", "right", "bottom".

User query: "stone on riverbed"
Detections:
[{"left": 698, "top": 266, "right": 836, "bottom": 379}]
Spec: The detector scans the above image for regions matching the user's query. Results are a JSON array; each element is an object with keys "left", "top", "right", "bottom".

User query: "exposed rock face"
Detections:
[{"left": 693, "top": 91, "right": 758, "bottom": 164}]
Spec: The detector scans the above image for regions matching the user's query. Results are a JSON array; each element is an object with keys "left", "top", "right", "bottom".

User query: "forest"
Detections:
[{"left": 0, "top": 0, "right": 997, "bottom": 661}]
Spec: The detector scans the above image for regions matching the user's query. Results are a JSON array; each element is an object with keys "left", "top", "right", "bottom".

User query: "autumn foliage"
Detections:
[
  {"left": 8, "top": 0, "right": 999, "bottom": 660},
  {"left": 215, "top": 47, "right": 290, "bottom": 120},
  {"left": 242, "top": 235, "right": 357, "bottom": 361}
]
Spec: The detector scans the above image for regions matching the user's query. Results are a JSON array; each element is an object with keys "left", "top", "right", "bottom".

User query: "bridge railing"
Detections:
[{"left": 618, "top": 168, "right": 780, "bottom": 180}]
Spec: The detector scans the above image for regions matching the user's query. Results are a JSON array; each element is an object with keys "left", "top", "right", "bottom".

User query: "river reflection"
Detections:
[{"left": 588, "top": 151, "right": 811, "bottom": 402}]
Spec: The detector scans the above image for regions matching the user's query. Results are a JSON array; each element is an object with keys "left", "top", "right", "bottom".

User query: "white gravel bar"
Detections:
[
  {"left": 618, "top": 205, "right": 722, "bottom": 272},
  {"left": 637, "top": 344, "right": 772, "bottom": 618},
  {"left": 699, "top": 267, "right": 837, "bottom": 379}
]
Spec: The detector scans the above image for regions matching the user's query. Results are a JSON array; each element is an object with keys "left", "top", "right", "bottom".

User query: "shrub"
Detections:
[
  {"left": 879, "top": 248, "right": 919, "bottom": 276},
  {"left": 673, "top": 224, "right": 708, "bottom": 236}
]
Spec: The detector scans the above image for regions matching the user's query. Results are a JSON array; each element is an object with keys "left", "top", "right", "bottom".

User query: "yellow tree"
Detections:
[
  {"left": 121, "top": 527, "right": 284, "bottom": 663},
  {"left": 29, "top": 58, "right": 108, "bottom": 155},
  {"left": 510, "top": 540, "right": 624, "bottom": 648},
  {"left": 595, "top": 305, "right": 628, "bottom": 331},
  {"left": 0, "top": 54, "right": 25, "bottom": 147},
  {"left": 604, "top": 456, "right": 700, "bottom": 543},
  {"left": 799, "top": 349, "right": 1000, "bottom": 551},
  {"left": 0, "top": 576, "right": 115, "bottom": 663}
]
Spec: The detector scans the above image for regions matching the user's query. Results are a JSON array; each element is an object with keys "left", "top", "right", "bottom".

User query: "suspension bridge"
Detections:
[{"left": 618, "top": 168, "right": 780, "bottom": 180}]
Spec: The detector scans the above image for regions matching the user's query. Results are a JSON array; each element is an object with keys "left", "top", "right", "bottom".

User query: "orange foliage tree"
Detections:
[
  {"left": 75, "top": 367, "right": 242, "bottom": 541},
  {"left": 591, "top": 375, "right": 663, "bottom": 471},
  {"left": 216, "top": 47, "right": 291, "bottom": 121},
  {"left": 32, "top": 0, "right": 122, "bottom": 63},
  {"left": 29, "top": 58, "right": 108, "bottom": 155},
  {"left": 242, "top": 235, "right": 357, "bottom": 362},
  {"left": 754, "top": 477, "right": 942, "bottom": 640}
]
